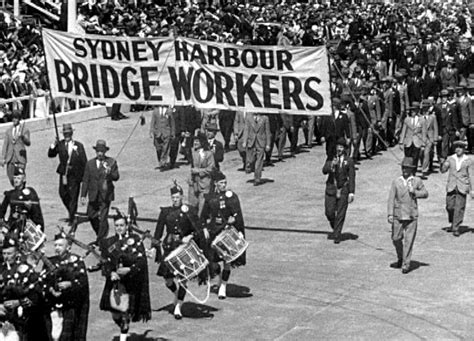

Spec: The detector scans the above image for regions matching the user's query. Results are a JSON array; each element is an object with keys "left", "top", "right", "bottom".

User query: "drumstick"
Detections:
[{"left": 11, "top": 199, "right": 40, "bottom": 205}]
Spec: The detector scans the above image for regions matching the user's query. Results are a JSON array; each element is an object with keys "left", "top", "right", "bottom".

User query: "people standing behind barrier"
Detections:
[
  {"left": 200, "top": 171, "right": 245, "bottom": 300},
  {"left": 322, "top": 138, "right": 355, "bottom": 245},
  {"left": 441, "top": 141, "right": 474, "bottom": 237},
  {"left": 242, "top": 113, "right": 271, "bottom": 187},
  {"left": 80, "top": 140, "right": 120, "bottom": 244},
  {"left": 188, "top": 133, "right": 215, "bottom": 216},
  {"left": 149, "top": 105, "right": 175, "bottom": 171},
  {"left": 47, "top": 123, "right": 87, "bottom": 223},
  {"left": 399, "top": 103, "right": 426, "bottom": 170},
  {"left": 99, "top": 213, "right": 151, "bottom": 341},
  {"left": 1, "top": 110, "right": 30, "bottom": 186},
  {"left": 152, "top": 183, "right": 202, "bottom": 320}
]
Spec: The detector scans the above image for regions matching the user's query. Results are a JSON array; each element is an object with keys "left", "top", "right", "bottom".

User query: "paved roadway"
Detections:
[{"left": 2, "top": 111, "right": 474, "bottom": 340}]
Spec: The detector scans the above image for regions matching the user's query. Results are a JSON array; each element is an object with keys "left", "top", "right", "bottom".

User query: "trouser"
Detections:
[
  {"left": 154, "top": 135, "right": 171, "bottom": 166},
  {"left": 288, "top": 126, "right": 300, "bottom": 154},
  {"left": 404, "top": 144, "right": 420, "bottom": 168},
  {"left": 219, "top": 111, "right": 235, "bottom": 149},
  {"left": 59, "top": 176, "right": 81, "bottom": 222},
  {"left": 363, "top": 127, "right": 373, "bottom": 157},
  {"left": 276, "top": 128, "right": 288, "bottom": 159},
  {"left": 420, "top": 142, "right": 434, "bottom": 173},
  {"left": 302, "top": 116, "right": 315, "bottom": 146},
  {"left": 188, "top": 182, "right": 210, "bottom": 216},
  {"left": 446, "top": 189, "right": 466, "bottom": 232},
  {"left": 265, "top": 132, "right": 277, "bottom": 162},
  {"left": 469, "top": 126, "right": 474, "bottom": 152},
  {"left": 386, "top": 116, "right": 397, "bottom": 145},
  {"left": 110, "top": 103, "right": 121, "bottom": 118},
  {"left": 87, "top": 198, "right": 110, "bottom": 242},
  {"left": 353, "top": 129, "right": 362, "bottom": 160},
  {"left": 169, "top": 136, "right": 180, "bottom": 167},
  {"left": 236, "top": 135, "right": 246, "bottom": 166},
  {"left": 246, "top": 146, "right": 265, "bottom": 181},
  {"left": 324, "top": 191, "right": 348, "bottom": 239},
  {"left": 325, "top": 135, "right": 336, "bottom": 159},
  {"left": 392, "top": 219, "right": 417, "bottom": 270},
  {"left": 438, "top": 132, "right": 456, "bottom": 163}
]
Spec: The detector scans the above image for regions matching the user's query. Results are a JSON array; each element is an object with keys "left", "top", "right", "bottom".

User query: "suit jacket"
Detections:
[
  {"left": 150, "top": 107, "right": 175, "bottom": 138},
  {"left": 441, "top": 154, "right": 473, "bottom": 194},
  {"left": 407, "top": 77, "right": 423, "bottom": 104},
  {"left": 81, "top": 156, "right": 119, "bottom": 202},
  {"left": 190, "top": 149, "right": 215, "bottom": 192},
  {"left": 399, "top": 116, "right": 426, "bottom": 148},
  {"left": 47, "top": 139, "right": 87, "bottom": 180},
  {"left": 374, "top": 60, "right": 388, "bottom": 79},
  {"left": 208, "top": 139, "right": 224, "bottom": 170},
  {"left": 456, "top": 96, "right": 473, "bottom": 127},
  {"left": 233, "top": 111, "right": 246, "bottom": 138},
  {"left": 322, "top": 155, "right": 356, "bottom": 196},
  {"left": 422, "top": 113, "right": 438, "bottom": 144},
  {"left": 2, "top": 123, "right": 30, "bottom": 164},
  {"left": 334, "top": 112, "right": 351, "bottom": 140},
  {"left": 242, "top": 114, "right": 271, "bottom": 149},
  {"left": 439, "top": 67, "right": 458, "bottom": 88},
  {"left": 387, "top": 176, "right": 428, "bottom": 220},
  {"left": 422, "top": 73, "right": 441, "bottom": 99}
]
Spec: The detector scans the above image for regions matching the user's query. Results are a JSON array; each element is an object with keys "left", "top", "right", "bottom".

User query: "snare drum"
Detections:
[
  {"left": 21, "top": 220, "right": 46, "bottom": 251},
  {"left": 211, "top": 226, "right": 248, "bottom": 263},
  {"left": 164, "top": 240, "right": 209, "bottom": 281}
]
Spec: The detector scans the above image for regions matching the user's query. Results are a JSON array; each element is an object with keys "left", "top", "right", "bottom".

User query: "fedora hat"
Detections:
[
  {"left": 401, "top": 157, "right": 416, "bottom": 169},
  {"left": 62, "top": 123, "right": 73, "bottom": 133},
  {"left": 93, "top": 139, "right": 109, "bottom": 152}
]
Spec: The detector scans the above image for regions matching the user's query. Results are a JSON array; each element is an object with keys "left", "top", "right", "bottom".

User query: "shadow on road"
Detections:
[
  {"left": 441, "top": 225, "right": 474, "bottom": 235},
  {"left": 246, "top": 178, "right": 275, "bottom": 185},
  {"left": 409, "top": 260, "right": 430, "bottom": 272},
  {"left": 210, "top": 283, "right": 253, "bottom": 298},
  {"left": 112, "top": 329, "right": 161, "bottom": 341},
  {"left": 155, "top": 302, "right": 218, "bottom": 319},
  {"left": 247, "top": 226, "right": 332, "bottom": 236}
]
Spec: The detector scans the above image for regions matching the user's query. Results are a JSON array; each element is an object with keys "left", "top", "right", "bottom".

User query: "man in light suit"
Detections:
[
  {"left": 80, "top": 140, "right": 120, "bottom": 244},
  {"left": 48, "top": 123, "right": 87, "bottom": 223},
  {"left": 242, "top": 113, "right": 271, "bottom": 186},
  {"left": 1, "top": 110, "right": 30, "bottom": 186},
  {"left": 387, "top": 157, "right": 428, "bottom": 274},
  {"left": 188, "top": 133, "right": 215, "bottom": 215},
  {"left": 399, "top": 102, "right": 426, "bottom": 169},
  {"left": 441, "top": 141, "right": 474, "bottom": 237},
  {"left": 420, "top": 100, "right": 438, "bottom": 178},
  {"left": 149, "top": 105, "right": 175, "bottom": 170}
]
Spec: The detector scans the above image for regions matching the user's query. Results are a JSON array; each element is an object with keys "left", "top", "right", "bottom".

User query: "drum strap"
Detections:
[{"left": 177, "top": 268, "right": 211, "bottom": 305}]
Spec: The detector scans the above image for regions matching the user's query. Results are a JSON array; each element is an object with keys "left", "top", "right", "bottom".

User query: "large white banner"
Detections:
[{"left": 42, "top": 29, "right": 331, "bottom": 115}]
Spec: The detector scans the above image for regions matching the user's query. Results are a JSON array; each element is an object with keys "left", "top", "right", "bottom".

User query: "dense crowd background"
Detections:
[{"left": 0, "top": 1, "right": 473, "bottom": 168}]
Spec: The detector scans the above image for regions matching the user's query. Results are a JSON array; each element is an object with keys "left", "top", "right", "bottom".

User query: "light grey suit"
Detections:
[{"left": 2, "top": 123, "right": 30, "bottom": 185}]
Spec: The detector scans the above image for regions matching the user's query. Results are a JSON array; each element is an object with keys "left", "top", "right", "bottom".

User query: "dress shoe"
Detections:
[
  {"left": 174, "top": 313, "right": 183, "bottom": 320},
  {"left": 253, "top": 180, "right": 262, "bottom": 186},
  {"left": 453, "top": 230, "right": 460, "bottom": 237},
  {"left": 390, "top": 260, "right": 402, "bottom": 269},
  {"left": 118, "top": 113, "right": 129, "bottom": 119},
  {"left": 111, "top": 116, "right": 120, "bottom": 121},
  {"left": 401, "top": 268, "right": 409, "bottom": 274},
  {"left": 333, "top": 235, "right": 341, "bottom": 244}
]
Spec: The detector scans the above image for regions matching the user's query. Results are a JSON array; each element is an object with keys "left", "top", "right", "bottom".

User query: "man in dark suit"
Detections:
[
  {"left": 242, "top": 113, "right": 271, "bottom": 186},
  {"left": 48, "top": 123, "right": 87, "bottom": 222},
  {"left": 1, "top": 110, "right": 30, "bottom": 186},
  {"left": 322, "top": 138, "right": 356, "bottom": 244},
  {"left": 80, "top": 140, "right": 119, "bottom": 243},
  {"left": 206, "top": 123, "right": 224, "bottom": 171}
]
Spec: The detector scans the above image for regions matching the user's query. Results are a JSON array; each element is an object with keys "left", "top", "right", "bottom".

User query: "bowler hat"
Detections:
[
  {"left": 212, "top": 171, "right": 226, "bottom": 182},
  {"left": 205, "top": 123, "right": 219, "bottom": 132},
  {"left": 335, "top": 137, "right": 347, "bottom": 147},
  {"left": 93, "top": 139, "right": 109, "bottom": 152},
  {"left": 401, "top": 157, "right": 416, "bottom": 169},
  {"left": 453, "top": 140, "right": 467, "bottom": 149}
]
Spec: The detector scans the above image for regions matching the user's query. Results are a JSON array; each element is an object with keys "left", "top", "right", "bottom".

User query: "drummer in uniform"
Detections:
[
  {"left": 151, "top": 182, "right": 203, "bottom": 320},
  {"left": 42, "top": 232, "right": 89, "bottom": 341},
  {"left": 99, "top": 212, "right": 151, "bottom": 341},
  {"left": 0, "top": 235, "right": 50, "bottom": 340},
  {"left": 0, "top": 166, "right": 44, "bottom": 233},
  {"left": 200, "top": 171, "right": 246, "bottom": 299}
]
